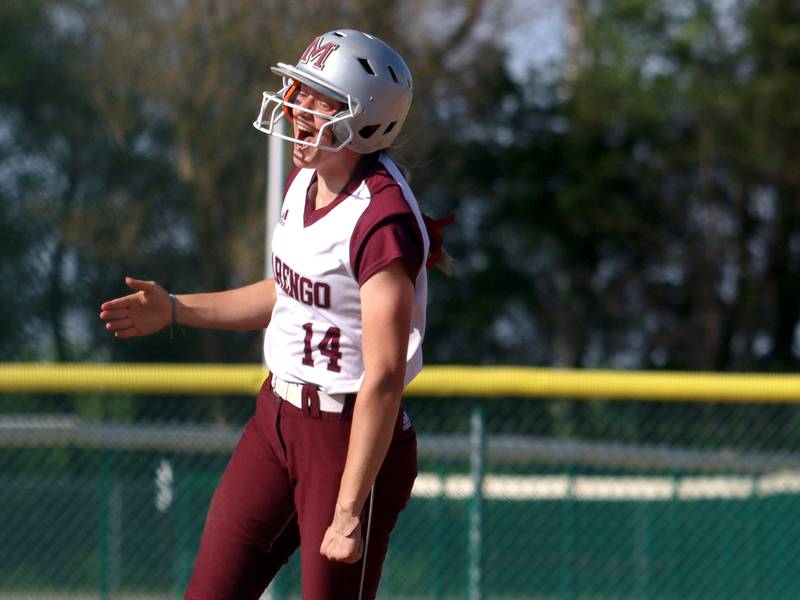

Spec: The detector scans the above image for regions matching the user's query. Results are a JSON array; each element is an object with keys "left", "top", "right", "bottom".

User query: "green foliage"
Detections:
[
  {"left": 3, "top": 0, "right": 800, "bottom": 378},
  {"left": 422, "top": 0, "right": 800, "bottom": 376}
]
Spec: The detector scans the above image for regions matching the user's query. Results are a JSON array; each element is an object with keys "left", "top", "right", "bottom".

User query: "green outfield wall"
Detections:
[{"left": 2, "top": 364, "right": 800, "bottom": 599}]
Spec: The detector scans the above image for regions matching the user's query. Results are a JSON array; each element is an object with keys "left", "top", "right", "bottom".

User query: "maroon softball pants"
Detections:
[{"left": 184, "top": 377, "right": 417, "bottom": 599}]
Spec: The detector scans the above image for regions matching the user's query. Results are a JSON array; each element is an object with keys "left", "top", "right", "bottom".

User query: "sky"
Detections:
[{"left": 504, "top": 1, "right": 567, "bottom": 82}]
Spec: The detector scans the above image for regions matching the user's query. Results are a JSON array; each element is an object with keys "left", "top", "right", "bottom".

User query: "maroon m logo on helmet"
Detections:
[{"left": 299, "top": 37, "right": 340, "bottom": 70}]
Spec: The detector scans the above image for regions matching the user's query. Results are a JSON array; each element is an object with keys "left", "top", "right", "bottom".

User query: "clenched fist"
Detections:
[{"left": 320, "top": 503, "right": 363, "bottom": 563}]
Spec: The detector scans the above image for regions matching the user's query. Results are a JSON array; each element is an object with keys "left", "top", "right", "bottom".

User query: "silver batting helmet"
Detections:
[{"left": 253, "top": 29, "right": 413, "bottom": 154}]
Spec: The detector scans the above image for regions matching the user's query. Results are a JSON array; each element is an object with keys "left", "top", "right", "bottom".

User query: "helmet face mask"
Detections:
[
  {"left": 253, "top": 29, "right": 413, "bottom": 154},
  {"left": 253, "top": 77, "right": 360, "bottom": 153}
]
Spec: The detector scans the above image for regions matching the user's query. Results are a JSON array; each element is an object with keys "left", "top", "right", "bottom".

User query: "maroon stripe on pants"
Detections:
[{"left": 185, "top": 377, "right": 417, "bottom": 600}]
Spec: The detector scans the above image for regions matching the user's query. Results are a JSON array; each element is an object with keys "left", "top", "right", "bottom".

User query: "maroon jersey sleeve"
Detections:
[
  {"left": 354, "top": 216, "right": 423, "bottom": 286},
  {"left": 350, "top": 161, "right": 424, "bottom": 286}
]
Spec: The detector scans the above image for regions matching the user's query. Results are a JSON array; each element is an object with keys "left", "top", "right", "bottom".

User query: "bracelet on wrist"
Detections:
[{"left": 169, "top": 293, "right": 184, "bottom": 339}]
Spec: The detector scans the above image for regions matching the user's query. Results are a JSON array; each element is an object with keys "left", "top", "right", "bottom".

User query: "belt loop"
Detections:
[
  {"left": 302, "top": 384, "right": 321, "bottom": 419},
  {"left": 342, "top": 393, "right": 356, "bottom": 420},
  {"left": 268, "top": 374, "right": 281, "bottom": 411}
]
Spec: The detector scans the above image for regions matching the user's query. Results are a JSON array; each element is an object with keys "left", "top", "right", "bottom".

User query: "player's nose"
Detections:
[{"left": 297, "top": 92, "right": 316, "bottom": 111}]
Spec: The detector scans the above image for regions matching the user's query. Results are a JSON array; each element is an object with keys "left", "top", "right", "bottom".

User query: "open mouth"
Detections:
[{"left": 295, "top": 123, "right": 316, "bottom": 144}]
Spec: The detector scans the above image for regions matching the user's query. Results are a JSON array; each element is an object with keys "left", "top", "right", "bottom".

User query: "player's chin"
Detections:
[
  {"left": 291, "top": 144, "right": 315, "bottom": 167},
  {"left": 292, "top": 143, "right": 331, "bottom": 168}
]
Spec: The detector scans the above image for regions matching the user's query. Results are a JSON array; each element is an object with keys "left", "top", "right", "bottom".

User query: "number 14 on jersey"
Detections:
[{"left": 302, "top": 323, "right": 342, "bottom": 372}]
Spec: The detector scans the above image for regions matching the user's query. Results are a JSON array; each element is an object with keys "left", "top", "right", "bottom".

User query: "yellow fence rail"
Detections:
[{"left": 1, "top": 363, "right": 800, "bottom": 402}]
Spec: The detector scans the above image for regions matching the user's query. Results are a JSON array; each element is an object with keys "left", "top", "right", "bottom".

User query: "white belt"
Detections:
[{"left": 271, "top": 375, "right": 348, "bottom": 413}]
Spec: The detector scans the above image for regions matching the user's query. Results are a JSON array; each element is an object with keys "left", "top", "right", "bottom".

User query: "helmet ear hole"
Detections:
[{"left": 358, "top": 125, "right": 380, "bottom": 140}]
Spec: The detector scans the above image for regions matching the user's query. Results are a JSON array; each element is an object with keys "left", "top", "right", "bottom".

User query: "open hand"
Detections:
[{"left": 99, "top": 277, "right": 171, "bottom": 338}]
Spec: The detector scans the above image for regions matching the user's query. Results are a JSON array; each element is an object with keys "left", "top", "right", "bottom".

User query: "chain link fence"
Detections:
[{"left": 2, "top": 371, "right": 800, "bottom": 599}]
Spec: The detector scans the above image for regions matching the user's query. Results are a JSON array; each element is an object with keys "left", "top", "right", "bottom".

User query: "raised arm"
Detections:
[
  {"left": 99, "top": 276, "right": 277, "bottom": 338},
  {"left": 320, "top": 259, "right": 413, "bottom": 563}
]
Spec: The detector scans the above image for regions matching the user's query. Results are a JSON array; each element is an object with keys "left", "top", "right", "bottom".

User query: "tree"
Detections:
[
  {"left": 422, "top": 0, "right": 800, "bottom": 377},
  {"left": 60, "top": 0, "right": 508, "bottom": 366}
]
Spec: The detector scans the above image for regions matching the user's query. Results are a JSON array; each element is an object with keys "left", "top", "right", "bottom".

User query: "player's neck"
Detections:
[{"left": 314, "top": 151, "right": 362, "bottom": 210}]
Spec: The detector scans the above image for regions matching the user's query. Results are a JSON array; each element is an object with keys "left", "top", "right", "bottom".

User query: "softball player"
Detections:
[{"left": 100, "top": 29, "right": 447, "bottom": 599}]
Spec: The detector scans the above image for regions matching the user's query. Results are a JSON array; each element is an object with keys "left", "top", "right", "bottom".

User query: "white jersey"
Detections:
[{"left": 264, "top": 154, "right": 430, "bottom": 394}]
